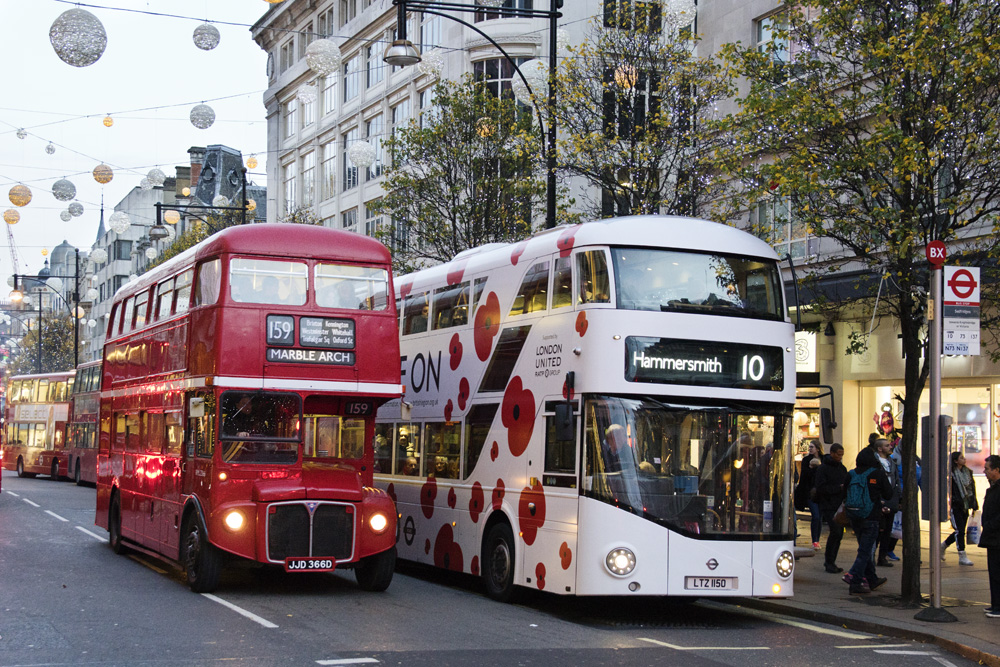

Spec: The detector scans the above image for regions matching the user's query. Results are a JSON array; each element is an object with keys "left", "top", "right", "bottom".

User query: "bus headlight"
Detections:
[
  {"left": 369, "top": 512, "right": 389, "bottom": 534},
  {"left": 776, "top": 550, "right": 794, "bottom": 579},
  {"left": 223, "top": 510, "right": 245, "bottom": 532},
  {"left": 606, "top": 548, "right": 636, "bottom": 576}
]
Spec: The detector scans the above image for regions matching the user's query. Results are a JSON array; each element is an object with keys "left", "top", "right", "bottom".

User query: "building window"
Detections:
[
  {"left": 318, "top": 7, "right": 335, "bottom": 37},
  {"left": 365, "top": 201, "right": 381, "bottom": 237},
  {"left": 391, "top": 98, "right": 411, "bottom": 133},
  {"left": 754, "top": 196, "right": 810, "bottom": 260},
  {"left": 342, "top": 127, "right": 359, "bottom": 191},
  {"left": 322, "top": 75, "right": 336, "bottom": 115},
  {"left": 321, "top": 141, "right": 337, "bottom": 200},
  {"left": 344, "top": 54, "right": 360, "bottom": 102},
  {"left": 391, "top": 217, "right": 409, "bottom": 252},
  {"left": 602, "top": 67, "right": 662, "bottom": 140},
  {"left": 365, "top": 115, "right": 383, "bottom": 181},
  {"left": 282, "top": 162, "right": 297, "bottom": 214},
  {"left": 283, "top": 98, "right": 298, "bottom": 138},
  {"left": 420, "top": 13, "right": 441, "bottom": 50},
  {"left": 301, "top": 151, "right": 316, "bottom": 207},
  {"left": 279, "top": 40, "right": 294, "bottom": 72},
  {"left": 604, "top": 1, "right": 663, "bottom": 32},
  {"left": 756, "top": 13, "right": 789, "bottom": 66},
  {"left": 474, "top": 57, "right": 531, "bottom": 99},
  {"left": 419, "top": 88, "right": 438, "bottom": 128},
  {"left": 114, "top": 239, "right": 131, "bottom": 261},
  {"left": 476, "top": 0, "right": 533, "bottom": 22},
  {"left": 301, "top": 88, "right": 316, "bottom": 127},
  {"left": 366, "top": 44, "right": 385, "bottom": 88},
  {"left": 298, "top": 22, "right": 314, "bottom": 59},
  {"left": 342, "top": 207, "right": 358, "bottom": 232},
  {"left": 340, "top": 0, "right": 357, "bottom": 26}
]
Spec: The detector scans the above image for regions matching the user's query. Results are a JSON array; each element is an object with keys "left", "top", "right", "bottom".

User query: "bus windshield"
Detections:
[
  {"left": 584, "top": 395, "right": 790, "bottom": 538},
  {"left": 611, "top": 247, "right": 784, "bottom": 319},
  {"left": 219, "top": 391, "right": 301, "bottom": 464}
]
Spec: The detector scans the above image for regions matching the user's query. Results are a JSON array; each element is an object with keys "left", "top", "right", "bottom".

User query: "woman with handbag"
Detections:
[
  {"left": 795, "top": 441, "right": 824, "bottom": 549},
  {"left": 943, "top": 451, "right": 978, "bottom": 566}
]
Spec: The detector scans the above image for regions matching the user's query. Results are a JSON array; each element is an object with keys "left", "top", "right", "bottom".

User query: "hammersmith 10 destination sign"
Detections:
[
  {"left": 625, "top": 337, "right": 783, "bottom": 391},
  {"left": 266, "top": 315, "right": 356, "bottom": 365}
]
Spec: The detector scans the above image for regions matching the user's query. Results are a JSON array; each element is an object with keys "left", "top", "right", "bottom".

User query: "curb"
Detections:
[{"left": 719, "top": 598, "right": 1000, "bottom": 667}]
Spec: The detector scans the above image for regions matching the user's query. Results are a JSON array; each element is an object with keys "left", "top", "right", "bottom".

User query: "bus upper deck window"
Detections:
[
  {"left": 195, "top": 258, "right": 222, "bottom": 306},
  {"left": 552, "top": 256, "right": 573, "bottom": 309},
  {"left": 229, "top": 258, "right": 307, "bottom": 306},
  {"left": 175, "top": 269, "right": 193, "bottom": 313},
  {"left": 576, "top": 251, "right": 610, "bottom": 304},
  {"left": 509, "top": 261, "right": 550, "bottom": 316},
  {"left": 316, "top": 263, "right": 389, "bottom": 310}
]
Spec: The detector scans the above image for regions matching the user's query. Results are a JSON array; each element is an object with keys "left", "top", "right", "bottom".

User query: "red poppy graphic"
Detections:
[
  {"left": 490, "top": 440, "right": 499, "bottom": 461},
  {"left": 575, "top": 311, "right": 588, "bottom": 337},
  {"left": 510, "top": 240, "right": 528, "bottom": 265},
  {"left": 491, "top": 479, "right": 506, "bottom": 511},
  {"left": 386, "top": 483, "right": 397, "bottom": 507},
  {"left": 420, "top": 476, "right": 438, "bottom": 519},
  {"left": 446, "top": 260, "right": 468, "bottom": 286},
  {"left": 557, "top": 224, "right": 581, "bottom": 258},
  {"left": 434, "top": 523, "right": 464, "bottom": 572},
  {"left": 445, "top": 398, "right": 453, "bottom": 422},
  {"left": 471, "top": 555, "right": 480, "bottom": 576},
  {"left": 399, "top": 281, "right": 413, "bottom": 300},
  {"left": 562, "top": 378, "right": 575, "bottom": 401},
  {"left": 502, "top": 376, "right": 535, "bottom": 457},
  {"left": 469, "top": 482, "right": 485, "bottom": 523},
  {"left": 449, "top": 333, "right": 463, "bottom": 371},
  {"left": 518, "top": 481, "right": 546, "bottom": 546},
  {"left": 474, "top": 292, "right": 501, "bottom": 362},
  {"left": 457, "top": 377, "right": 470, "bottom": 411},
  {"left": 424, "top": 539, "right": 431, "bottom": 554},
  {"left": 559, "top": 542, "right": 573, "bottom": 570},
  {"left": 447, "top": 487, "right": 457, "bottom": 509},
  {"left": 535, "top": 562, "right": 546, "bottom": 590}
]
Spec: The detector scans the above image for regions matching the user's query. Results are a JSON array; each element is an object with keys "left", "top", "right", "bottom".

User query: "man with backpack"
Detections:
[{"left": 844, "top": 445, "right": 893, "bottom": 594}]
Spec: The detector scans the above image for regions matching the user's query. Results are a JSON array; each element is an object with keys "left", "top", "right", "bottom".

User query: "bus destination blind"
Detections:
[
  {"left": 266, "top": 315, "right": 356, "bottom": 366},
  {"left": 625, "top": 336, "right": 784, "bottom": 391}
]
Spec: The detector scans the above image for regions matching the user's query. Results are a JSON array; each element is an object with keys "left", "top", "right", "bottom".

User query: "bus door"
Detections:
[
  {"left": 159, "top": 410, "right": 185, "bottom": 553},
  {"left": 183, "top": 392, "right": 215, "bottom": 510},
  {"left": 526, "top": 399, "right": 580, "bottom": 592}
]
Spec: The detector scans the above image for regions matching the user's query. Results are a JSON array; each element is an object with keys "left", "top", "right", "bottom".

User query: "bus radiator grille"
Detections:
[{"left": 267, "top": 503, "right": 354, "bottom": 562}]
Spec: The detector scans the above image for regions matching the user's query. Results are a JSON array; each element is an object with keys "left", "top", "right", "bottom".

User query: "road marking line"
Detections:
[
  {"left": 6, "top": 491, "right": 19, "bottom": 497},
  {"left": 933, "top": 656, "right": 959, "bottom": 667},
  {"left": 76, "top": 526, "right": 106, "bottom": 541},
  {"left": 836, "top": 644, "right": 913, "bottom": 649},
  {"left": 22, "top": 498, "right": 40, "bottom": 507},
  {"left": 316, "top": 659, "right": 380, "bottom": 666},
  {"left": 129, "top": 555, "right": 168, "bottom": 574},
  {"left": 202, "top": 593, "right": 279, "bottom": 629},
  {"left": 45, "top": 510, "right": 68, "bottom": 522},
  {"left": 768, "top": 617, "right": 870, "bottom": 639},
  {"left": 875, "top": 650, "right": 939, "bottom": 655},
  {"left": 638, "top": 637, "right": 769, "bottom": 650}
]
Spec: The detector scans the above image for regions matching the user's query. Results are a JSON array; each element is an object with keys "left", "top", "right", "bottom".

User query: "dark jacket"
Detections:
[
  {"left": 794, "top": 453, "right": 820, "bottom": 510},
  {"left": 813, "top": 454, "right": 848, "bottom": 513},
  {"left": 949, "top": 466, "right": 978, "bottom": 513},
  {"left": 979, "top": 481, "right": 1000, "bottom": 550},
  {"left": 853, "top": 446, "right": 893, "bottom": 521},
  {"left": 880, "top": 452, "right": 902, "bottom": 513}
]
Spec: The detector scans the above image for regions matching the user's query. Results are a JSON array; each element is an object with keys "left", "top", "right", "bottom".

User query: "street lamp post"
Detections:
[
  {"left": 384, "top": 0, "right": 563, "bottom": 230},
  {"left": 8, "top": 247, "right": 83, "bottom": 371}
]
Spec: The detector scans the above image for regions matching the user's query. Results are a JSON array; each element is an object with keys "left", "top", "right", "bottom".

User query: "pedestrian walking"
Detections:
[
  {"left": 844, "top": 446, "right": 892, "bottom": 595},
  {"left": 795, "top": 441, "right": 824, "bottom": 549},
  {"left": 813, "top": 443, "right": 848, "bottom": 573},
  {"left": 942, "top": 451, "right": 978, "bottom": 566},
  {"left": 875, "top": 438, "right": 902, "bottom": 567},
  {"left": 979, "top": 454, "right": 1000, "bottom": 618}
]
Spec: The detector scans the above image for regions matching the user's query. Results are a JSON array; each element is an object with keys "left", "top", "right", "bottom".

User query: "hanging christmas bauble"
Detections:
[
  {"left": 146, "top": 168, "right": 166, "bottom": 186},
  {"left": 212, "top": 195, "right": 230, "bottom": 208},
  {"left": 85, "top": 287, "right": 99, "bottom": 301},
  {"left": 139, "top": 177, "right": 153, "bottom": 191},
  {"left": 190, "top": 104, "right": 216, "bottom": 129},
  {"left": 9, "top": 185, "right": 31, "bottom": 207},
  {"left": 60, "top": 210, "right": 72, "bottom": 222},
  {"left": 45, "top": 143, "right": 56, "bottom": 155},
  {"left": 246, "top": 155, "right": 258, "bottom": 169},
  {"left": 163, "top": 210, "right": 181, "bottom": 225},
  {"left": 305, "top": 39, "right": 342, "bottom": 77},
  {"left": 192, "top": 23, "right": 221, "bottom": 51},
  {"left": 103, "top": 115, "right": 114, "bottom": 127},
  {"left": 90, "top": 248, "right": 108, "bottom": 264},
  {"left": 68, "top": 202, "right": 84, "bottom": 217},
  {"left": 145, "top": 247, "right": 158, "bottom": 260},
  {"left": 348, "top": 141, "right": 376, "bottom": 168},
  {"left": 16, "top": 128, "right": 26, "bottom": 140},
  {"left": 93, "top": 164, "right": 114, "bottom": 184},
  {"left": 109, "top": 210, "right": 131, "bottom": 234},
  {"left": 4, "top": 209, "right": 20, "bottom": 224},
  {"left": 52, "top": 178, "right": 77, "bottom": 201},
  {"left": 49, "top": 8, "right": 107, "bottom": 68},
  {"left": 417, "top": 51, "right": 444, "bottom": 79}
]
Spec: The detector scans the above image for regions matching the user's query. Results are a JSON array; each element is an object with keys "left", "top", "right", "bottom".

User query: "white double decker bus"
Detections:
[{"left": 374, "top": 215, "right": 796, "bottom": 601}]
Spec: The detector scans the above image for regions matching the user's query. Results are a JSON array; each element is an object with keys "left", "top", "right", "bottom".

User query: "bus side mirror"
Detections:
[
  {"left": 554, "top": 403, "right": 574, "bottom": 442},
  {"left": 820, "top": 408, "right": 836, "bottom": 445},
  {"left": 189, "top": 397, "right": 205, "bottom": 418}
]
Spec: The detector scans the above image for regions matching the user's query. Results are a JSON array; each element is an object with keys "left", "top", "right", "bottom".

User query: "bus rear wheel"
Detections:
[
  {"left": 182, "top": 514, "right": 222, "bottom": 593},
  {"left": 73, "top": 461, "right": 82, "bottom": 485},
  {"left": 355, "top": 547, "right": 396, "bottom": 592},
  {"left": 109, "top": 493, "right": 128, "bottom": 555},
  {"left": 50, "top": 460, "right": 60, "bottom": 480},
  {"left": 482, "top": 523, "right": 517, "bottom": 603}
]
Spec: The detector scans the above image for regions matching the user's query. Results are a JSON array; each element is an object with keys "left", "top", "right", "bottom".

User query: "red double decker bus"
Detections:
[
  {"left": 2, "top": 370, "right": 75, "bottom": 479},
  {"left": 66, "top": 360, "right": 101, "bottom": 485},
  {"left": 95, "top": 223, "right": 401, "bottom": 593}
]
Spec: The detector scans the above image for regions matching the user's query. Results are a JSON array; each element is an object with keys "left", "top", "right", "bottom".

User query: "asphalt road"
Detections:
[{"left": 0, "top": 469, "right": 980, "bottom": 667}]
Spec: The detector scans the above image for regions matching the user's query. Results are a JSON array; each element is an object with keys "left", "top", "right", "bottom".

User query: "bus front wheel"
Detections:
[
  {"left": 73, "top": 461, "right": 82, "bottom": 486},
  {"left": 355, "top": 547, "right": 396, "bottom": 592},
  {"left": 16, "top": 458, "right": 35, "bottom": 478},
  {"left": 482, "top": 523, "right": 517, "bottom": 603},
  {"left": 109, "top": 493, "right": 128, "bottom": 555},
  {"left": 50, "top": 460, "right": 60, "bottom": 480},
  {"left": 182, "top": 514, "right": 222, "bottom": 593}
]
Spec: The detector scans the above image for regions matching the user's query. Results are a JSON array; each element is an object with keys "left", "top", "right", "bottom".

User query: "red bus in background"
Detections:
[
  {"left": 95, "top": 223, "right": 402, "bottom": 593},
  {"left": 66, "top": 360, "right": 101, "bottom": 485},
  {"left": 1, "top": 370, "right": 75, "bottom": 479}
]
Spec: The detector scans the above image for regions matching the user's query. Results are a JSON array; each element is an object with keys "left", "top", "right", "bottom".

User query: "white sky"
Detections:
[{"left": 0, "top": 0, "right": 272, "bottom": 282}]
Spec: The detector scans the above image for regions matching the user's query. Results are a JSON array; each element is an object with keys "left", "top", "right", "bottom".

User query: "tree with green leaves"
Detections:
[
  {"left": 552, "top": 1, "right": 735, "bottom": 219},
  {"left": 717, "top": 0, "right": 1000, "bottom": 604},
  {"left": 371, "top": 76, "right": 549, "bottom": 274},
  {"left": 9, "top": 316, "right": 76, "bottom": 375}
]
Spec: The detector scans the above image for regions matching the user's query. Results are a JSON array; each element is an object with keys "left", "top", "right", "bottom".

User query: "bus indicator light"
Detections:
[{"left": 224, "top": 510, "right": 245, "bottom": 532}]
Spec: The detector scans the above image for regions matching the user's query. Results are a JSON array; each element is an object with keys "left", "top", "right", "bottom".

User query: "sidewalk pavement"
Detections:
[{"left": 730, "top": 529, "right": 999, "bottom": 665}]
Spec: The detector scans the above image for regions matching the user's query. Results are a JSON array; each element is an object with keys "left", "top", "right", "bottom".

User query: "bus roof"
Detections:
[
  {"left": 398, "top": 215, "right": 780, "bottom": 291},
  {"left": 114, "top": 224, "right": 391, "bottom": 303}
]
